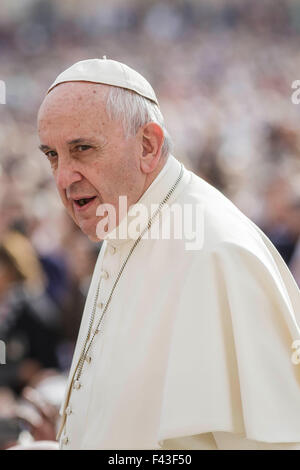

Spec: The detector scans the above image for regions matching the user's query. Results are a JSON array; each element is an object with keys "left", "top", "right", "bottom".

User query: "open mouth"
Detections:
[{"left": 74, "top": 196, "right": 97, "bottom": 208}]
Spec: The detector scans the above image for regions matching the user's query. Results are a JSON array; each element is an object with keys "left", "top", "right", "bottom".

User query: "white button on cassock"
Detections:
[
  {"left": 109, "top": 245, "right": 116, "bottom": 255},
  {"left": 65, "top": 405, "right": 72, "bottom": 415},
  {"left": 100, "top": 270, "right": 109, "bottom": 280},
  {"left": 62, "top": 436, "right": 69, "bottom": 445},
  {"left": 73, "top": 380, "right": 81, "bottom": 390}
]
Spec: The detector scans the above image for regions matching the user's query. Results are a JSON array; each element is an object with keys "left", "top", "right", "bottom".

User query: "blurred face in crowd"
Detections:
[{"left": 37, "top": 82, "right": 164, "bottom": 241}]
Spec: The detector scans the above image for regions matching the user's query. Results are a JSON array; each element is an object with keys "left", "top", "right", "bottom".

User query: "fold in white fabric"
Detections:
[{"left": 161, "top": 432, "right": 300, "bottom": 450}]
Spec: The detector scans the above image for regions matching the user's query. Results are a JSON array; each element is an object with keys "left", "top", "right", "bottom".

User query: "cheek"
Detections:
[
  {"left": 57, "top": 185, "right": 68, "bottom": 207},
  {"left": 57, "top": 186, "right": 74, "bottom": 219}
]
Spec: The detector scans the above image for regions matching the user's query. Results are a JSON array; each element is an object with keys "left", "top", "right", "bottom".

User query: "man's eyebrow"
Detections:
[
  {"left": 39, "top": 144, "right": 52, "bottom": 152},
  {"left": 67, "top": 138, "right": 98, "bottom": 146},
  {"left": 38, "top": 138, "right": 100, "bottom": 152}
]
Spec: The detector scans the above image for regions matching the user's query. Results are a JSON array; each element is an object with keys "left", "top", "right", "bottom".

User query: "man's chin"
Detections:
[
  {"left": 86, "top": 232, "right": 104, "bottom": 243},
  {"left": 78, "top": 221, "right": 103, "bottom": 242},
  {"left": 75, "top": 215, "right": 114, "bottom": 243}
]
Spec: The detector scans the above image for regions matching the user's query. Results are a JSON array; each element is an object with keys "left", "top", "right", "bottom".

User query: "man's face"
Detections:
[{"left": 37, "top": 82, "right": 146, "bottom": 241}]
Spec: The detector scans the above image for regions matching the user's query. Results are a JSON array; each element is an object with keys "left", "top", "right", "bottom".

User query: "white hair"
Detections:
[{"left": 105, "top": 86, "right": 172, "bottom": 159}]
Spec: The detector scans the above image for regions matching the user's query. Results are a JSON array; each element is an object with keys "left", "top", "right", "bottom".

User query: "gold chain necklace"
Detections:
[{"left": 72, "top": 164, "right": 184, "bottom": 388}]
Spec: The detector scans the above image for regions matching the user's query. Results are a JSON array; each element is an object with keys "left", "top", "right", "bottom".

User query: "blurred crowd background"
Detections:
[{"left": 0, "top": 0, "right": 300, "bottom": 449}]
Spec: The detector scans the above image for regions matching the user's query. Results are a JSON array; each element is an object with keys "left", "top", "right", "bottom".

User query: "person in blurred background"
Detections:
[
  {"left": 0, "top": 230, "right": 61, "bottom": 448},
  {"left": 35, "top": 57, "right": 300, "bottom": 450},
  {"left": 0, "top": 230, "right": 60, "bottom": 391}
]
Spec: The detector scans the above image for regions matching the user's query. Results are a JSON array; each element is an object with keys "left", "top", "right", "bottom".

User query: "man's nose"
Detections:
[{"left": 55, "top": 157, "right": 82, "bottom": 190}]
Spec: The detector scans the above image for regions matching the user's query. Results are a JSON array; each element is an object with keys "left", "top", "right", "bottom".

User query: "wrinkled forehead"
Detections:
[{"left": 38, "top": 81, "right": 110, "bottom": 122}]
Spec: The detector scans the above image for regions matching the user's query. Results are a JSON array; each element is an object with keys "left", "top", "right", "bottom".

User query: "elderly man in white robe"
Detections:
[{"left": 37, "top": 58, "right": 300, "bottom": 450}]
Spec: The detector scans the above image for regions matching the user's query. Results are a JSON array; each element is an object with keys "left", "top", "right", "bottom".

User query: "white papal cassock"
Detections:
[{"left": 57, "top": 155, "right": 300, "bottom": 450}]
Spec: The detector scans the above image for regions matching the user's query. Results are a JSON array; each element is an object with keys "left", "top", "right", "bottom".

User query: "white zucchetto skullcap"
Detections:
[{"left": 47, "top": 57, "right": 159, "bottom": 106}]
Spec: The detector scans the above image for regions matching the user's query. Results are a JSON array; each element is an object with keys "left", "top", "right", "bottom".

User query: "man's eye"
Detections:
[
  {"left": 45, "top": 151, "right": 57, "bottom": 159},
  {"left": 76, "top": 145, "right": 91, "bottom": 152}
]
